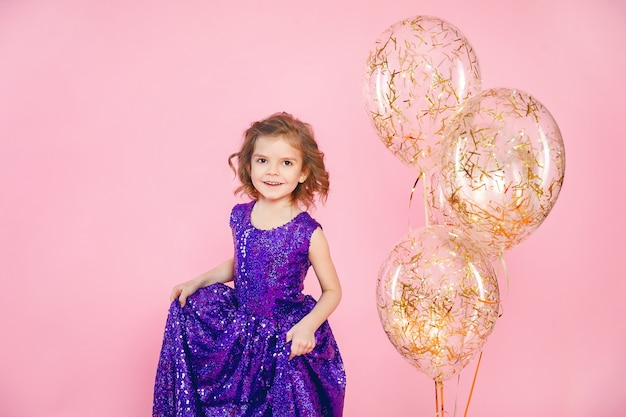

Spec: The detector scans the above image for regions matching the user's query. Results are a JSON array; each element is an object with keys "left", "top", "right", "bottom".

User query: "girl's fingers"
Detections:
[
  {"left": 169, "top": 287, "right": 182, "bottom": 302},
  {"left": 289, "top": 340, "right": 314, "bottom": 359},
  {"left": 179, "top": 291, "right": 188, "bottom": 307}
]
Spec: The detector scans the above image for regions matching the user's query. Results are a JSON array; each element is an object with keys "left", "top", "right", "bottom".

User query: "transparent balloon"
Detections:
[
  {"left": 376, "top": 226, "right": 500, "bottom": 382},
  {"left": 364, "top": 15, "right": 482, "bottom": 174},
  {"left": 439, "top": 88, "right": 566, "bottom": 256},
  {"left": 424, "top": 168, "right": 460, "bottom": 229}
]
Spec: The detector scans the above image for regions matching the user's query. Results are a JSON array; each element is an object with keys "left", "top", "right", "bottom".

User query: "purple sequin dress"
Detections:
[{"left": 153, "top": 201, "right": 346, "bottom": 417}]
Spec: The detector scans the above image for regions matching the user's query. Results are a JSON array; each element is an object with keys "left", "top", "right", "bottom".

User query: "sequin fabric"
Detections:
[{"left": 153, "top": 201, "right": 346, "bottom": 417}]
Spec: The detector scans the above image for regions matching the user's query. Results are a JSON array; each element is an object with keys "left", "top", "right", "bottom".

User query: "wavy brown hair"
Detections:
[{"left": 228, "top": 112, "right": 329, "bottom": 210}]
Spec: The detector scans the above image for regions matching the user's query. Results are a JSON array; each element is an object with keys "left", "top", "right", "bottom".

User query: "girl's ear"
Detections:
[{"left": 299, "top": 167, "right": 309, "bottom": 184}]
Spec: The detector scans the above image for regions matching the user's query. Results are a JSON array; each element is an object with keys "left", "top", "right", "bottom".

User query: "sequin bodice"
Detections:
[{"left": 230, "top": 201, "right": 319, "bottom": 316}]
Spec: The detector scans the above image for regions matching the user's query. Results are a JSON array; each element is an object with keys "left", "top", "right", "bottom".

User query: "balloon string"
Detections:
[
  {"left": 408, "top": 174, "right": 422, "bottom": 231},
  {"left": 422, "top": 171, "right": 430, "bottom": 227},
  {"left": 463, "top": 351, "right": 484, "bottom": 417},
  {"left": 497, "top": 252, "right": 509, "bottom": 317},
  {"left": 434, "top": 380, "right": 445, "bottom": 417},
  {"left": 434, "top": 380, "right": 439, "bottom": 416},
  {"left": 453, "top": 374, "right": 461, "bottom": 417}
]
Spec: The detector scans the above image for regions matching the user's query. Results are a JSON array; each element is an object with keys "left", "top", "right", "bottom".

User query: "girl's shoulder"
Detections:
[
  {"left": 294, "top": 210, "right": 322, "bottom": 236},
  {"left": 229, "top": 201, "right": 254, "bottom": 228}
]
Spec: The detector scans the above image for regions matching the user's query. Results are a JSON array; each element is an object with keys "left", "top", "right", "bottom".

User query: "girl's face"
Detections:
[{"left": 250, "top": 135, "right": 307, "bottom": 204}]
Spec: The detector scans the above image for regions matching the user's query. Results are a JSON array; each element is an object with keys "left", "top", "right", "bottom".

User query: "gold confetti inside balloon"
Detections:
[
  {"left": 364, "top": 15, "right": 482, "bottom": 174},
  {"left": 439, "top": 88, "right": 566, "bottom": 256},
  {"left": 376, "top": 226, "right": 500, "bottom": 382}
]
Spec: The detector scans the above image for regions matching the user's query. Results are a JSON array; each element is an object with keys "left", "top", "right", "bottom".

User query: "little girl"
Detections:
[{"left": 153, "top": 112, "right": 346, "bottom": 417}]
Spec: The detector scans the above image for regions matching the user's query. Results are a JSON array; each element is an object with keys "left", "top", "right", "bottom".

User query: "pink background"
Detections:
[{"left": 1, "top": 0, "right": 624, "bottom": 416}]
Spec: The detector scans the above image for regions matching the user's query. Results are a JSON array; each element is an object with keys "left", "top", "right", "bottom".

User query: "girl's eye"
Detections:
[
  {"left": 283, "top": 161, "right": 293, "bottom": 166},
  {"left": 256, "top": 158, "right": 267, "bottom": 164}
]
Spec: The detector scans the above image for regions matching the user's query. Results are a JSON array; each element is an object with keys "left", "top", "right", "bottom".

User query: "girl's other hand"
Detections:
[
  {"left": 286, "top": 322, "right": 316, "bottom": 360},
  {"left": 170, "top": 280, "right": 200, "bottom": 307}
]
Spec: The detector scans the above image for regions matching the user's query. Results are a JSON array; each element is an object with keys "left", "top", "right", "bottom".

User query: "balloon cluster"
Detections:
[{"left": 364, "top": 15, "right": 566, "bottom": 389}]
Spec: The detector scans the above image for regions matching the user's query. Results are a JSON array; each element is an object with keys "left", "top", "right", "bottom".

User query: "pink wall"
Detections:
[{"left": 1, "top": 0, "right": 624, "bottom": 416}]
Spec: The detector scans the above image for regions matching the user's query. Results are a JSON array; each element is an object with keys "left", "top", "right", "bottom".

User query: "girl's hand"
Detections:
[
  {"left": 170, "top": 280, "right": 201, "bottom": 307},
  {"left": 286, "top": 322, "right": 316, "bottom": 360},
  {"left": 169, "top": 259, "right": 235, "bottom": 307}
]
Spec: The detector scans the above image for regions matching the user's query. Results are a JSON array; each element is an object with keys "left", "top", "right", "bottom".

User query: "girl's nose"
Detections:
[{"left": 266, "top": 163, "right": 279, "bottom": 175}]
